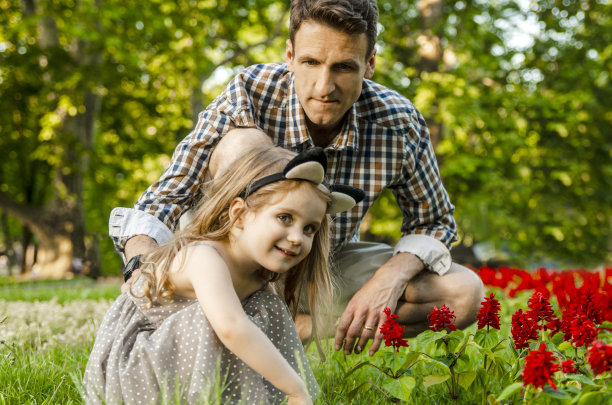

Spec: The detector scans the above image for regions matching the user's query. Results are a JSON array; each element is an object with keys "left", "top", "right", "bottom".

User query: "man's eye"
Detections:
[
  {"left": 336, "top": 63, "right": 354, "bottom": 72},
  {"left": 305, "top": 60, "right": 318, "bottom": 66}
]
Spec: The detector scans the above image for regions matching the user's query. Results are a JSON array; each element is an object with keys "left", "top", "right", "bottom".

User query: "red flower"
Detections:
[
  {"left": 586, "top": 341, "right": 612, "bottom": 376},
  {"left": 476, "top": 293, "right": 501, "bottom": 330},
  {"left": 570, "top": 314, "right": 598, "bottom": 348},
  {"left": 527, "top": 291, "right": 555, "bottom": 324},
  {"left": 560, "top": 308, "right": 577, "bottom": 341},
  {"left": 511, "top": 309, "right": 539, "bottom": 349},
  {"left": 561, "top": 359, "right": 577, "bottom": 374},
  {"left": 379, "top": 307, "right": 409, "bottom": 352},
  {"left": 522, "top": 343, "right": 559, "bottom": 390},
  {"left": 428, "top": 304, "right": 457, "bottom": 332},
  {"left": 544, "top": 316, "right": 562, "bottom": 337}
]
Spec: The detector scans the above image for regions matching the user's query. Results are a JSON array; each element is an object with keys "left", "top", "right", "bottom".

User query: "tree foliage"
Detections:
[{"left": 0, "top": 0, "right": 610, "bottom": 276}]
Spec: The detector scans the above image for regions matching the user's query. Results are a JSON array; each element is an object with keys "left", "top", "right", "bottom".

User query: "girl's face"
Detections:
[{"left": 234, "top": 182, "right": 327, "bottom": 273}]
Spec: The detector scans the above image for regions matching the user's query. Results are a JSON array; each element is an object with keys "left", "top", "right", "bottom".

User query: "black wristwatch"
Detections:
[{"left": 122, "top": 254, "right": 143, "bottom": 282}]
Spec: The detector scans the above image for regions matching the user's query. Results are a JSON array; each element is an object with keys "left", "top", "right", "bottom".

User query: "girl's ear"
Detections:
[{"left": 228, "top": 197, "right": 246, "bottom": 229}]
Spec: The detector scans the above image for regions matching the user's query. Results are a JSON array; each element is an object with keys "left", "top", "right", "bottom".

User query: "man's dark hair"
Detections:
[{"left": 289, "top": 0, "right": 379, "bottom": 59}]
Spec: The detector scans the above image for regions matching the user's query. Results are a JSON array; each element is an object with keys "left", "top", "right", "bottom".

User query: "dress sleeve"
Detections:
[
  {"left": 389, "top": 112, "right": 458, "bottom": 275},
  {"left": 110, "top": 76, "right": 257, "bottom": 256}
]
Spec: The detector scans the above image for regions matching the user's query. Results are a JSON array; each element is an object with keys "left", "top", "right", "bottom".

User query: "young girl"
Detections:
[{"left": 83, "top": 145, "right": 363, "bottom": 405}]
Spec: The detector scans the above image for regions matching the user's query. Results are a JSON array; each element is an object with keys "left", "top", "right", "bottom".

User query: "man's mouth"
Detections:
[
  {"left": 275, "top": 246, "right": 298, "bottom": 257},
  {"left": 312, "top": 98, "right": 337, "bottom": 104}
]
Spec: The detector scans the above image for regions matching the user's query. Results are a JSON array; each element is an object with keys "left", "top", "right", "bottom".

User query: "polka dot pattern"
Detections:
[{"left": 83, "top": 276, "right": 319, "bottom": 404}]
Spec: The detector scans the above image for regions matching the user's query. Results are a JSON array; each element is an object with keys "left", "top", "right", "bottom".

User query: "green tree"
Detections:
[{"left": 370, "top": 0, "right": 611, "bottom": 267}]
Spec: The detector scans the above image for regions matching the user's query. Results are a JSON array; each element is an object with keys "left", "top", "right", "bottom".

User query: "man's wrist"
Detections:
[{"left": 124, "top": 234, "right": 158, "bottom": 263}]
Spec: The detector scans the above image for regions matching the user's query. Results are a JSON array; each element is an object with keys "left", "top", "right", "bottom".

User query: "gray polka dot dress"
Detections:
[{"left": 83, "top": 276, "right": 319, "bottom": 404}]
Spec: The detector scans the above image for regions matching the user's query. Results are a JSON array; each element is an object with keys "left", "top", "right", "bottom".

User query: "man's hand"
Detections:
[
  {"left": 334, "top": 252, "right": 424, "bottom": 356},
  {"left": 121, "top": 235, "right": 158, "bottom": 293}
]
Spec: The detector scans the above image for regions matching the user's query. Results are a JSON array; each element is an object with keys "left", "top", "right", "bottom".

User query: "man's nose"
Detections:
[{"left": 314, "top": 68, "right": 335, "bottom": 96}]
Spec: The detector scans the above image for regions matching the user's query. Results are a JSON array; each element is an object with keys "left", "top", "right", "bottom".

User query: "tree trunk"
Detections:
[
  {"left": 3, "top": 0, "right": 104, "bottom": 278},
  {"left": 417, "top": 0, "right": 444, "bottom": 149}
]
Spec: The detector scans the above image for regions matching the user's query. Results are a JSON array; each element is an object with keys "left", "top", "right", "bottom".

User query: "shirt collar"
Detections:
[{"left": 286, "top": 73, "right": 359, "bottom": 152}]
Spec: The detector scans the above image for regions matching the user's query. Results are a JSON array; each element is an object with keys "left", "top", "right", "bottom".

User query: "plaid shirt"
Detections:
[{"left": 110, "top": 63, "right": 457, "bottom": 273}]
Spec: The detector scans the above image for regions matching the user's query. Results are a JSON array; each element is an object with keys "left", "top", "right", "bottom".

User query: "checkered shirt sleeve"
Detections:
[{"left": 110, "top": 63, "right": 458, "bottom": 272}]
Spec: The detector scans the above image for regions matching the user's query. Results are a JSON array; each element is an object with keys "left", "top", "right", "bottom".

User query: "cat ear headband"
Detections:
[{"left": 239, "top": 147, "right": 365, "bottom": 215}]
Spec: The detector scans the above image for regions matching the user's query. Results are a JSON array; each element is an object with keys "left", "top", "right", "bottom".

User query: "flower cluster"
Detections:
[
  {"left": 522, "top": 343, "right": 559, "bottom": 390},
  {"left": 561, "top": 359, "right": 577, "bottom": 374},
  {"left": 569, "top": 314, "right": 598, "bottom": 348},
  {"left": 526, "top": 291, "right": 556, "bottom": 324},
  {"left": 586, "top": 341, "right": 612, "bottom": 376},
  {"left": 511, "top": 309, "right": 539, "bottom": 349},
  {"left": 478, "top": 265, "right": 611, "bottom": 389},
  {"left": 379, "top": 307, "right": 409, "bottom": 352},
  {"left": 428, "top": 304, "right": 457, "bottom": 332},
  {"left": 476, "top": 293, "right": 501, "bottom": 330},
  {"left": 0, "top": 298, "right": 111, "bottom": 350}
]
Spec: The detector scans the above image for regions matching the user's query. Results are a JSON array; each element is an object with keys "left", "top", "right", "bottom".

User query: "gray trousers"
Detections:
[{"left": 302, "top": 241, "right": 394, "bottom": 319}]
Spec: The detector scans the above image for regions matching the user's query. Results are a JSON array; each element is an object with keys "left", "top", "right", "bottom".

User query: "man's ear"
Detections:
[
  {"left": 286, "top": 39, "right": 295, "bottom": 71},
  {"left": 228, "top": 197, "right": 246, "bottom": 229},
  {"left": 364, "top": 48, "right": 376, "bottom": 79}
]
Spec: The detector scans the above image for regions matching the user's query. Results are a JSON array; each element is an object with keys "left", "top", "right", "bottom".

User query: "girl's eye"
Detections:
[
  {"left": 278, "top": 214, "right": 292, "bottom": 224},
  {"left": 304, "top": 225, "right": 316, "bottom": 234}
]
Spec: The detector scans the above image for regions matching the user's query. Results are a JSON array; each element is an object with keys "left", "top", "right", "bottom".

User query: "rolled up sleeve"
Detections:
[
  {"left": 393, "top": 234, "right": 452, "bottom": 275},
  {"left": 109, "top": 207, "right": 174, "bottom": 261}
]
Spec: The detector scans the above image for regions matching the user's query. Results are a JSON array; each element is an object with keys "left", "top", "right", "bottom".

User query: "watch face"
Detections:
[{"left": 123, "top": 255, "right": 141, "bottom": 281}]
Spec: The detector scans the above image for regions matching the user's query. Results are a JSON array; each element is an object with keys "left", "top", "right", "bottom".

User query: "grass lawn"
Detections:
[{"left": 1, "top": 275, "right": 610, "bottom": 404}]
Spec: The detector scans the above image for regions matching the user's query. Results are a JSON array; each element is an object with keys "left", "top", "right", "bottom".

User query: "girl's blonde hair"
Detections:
[{"left": 135, "top": 145, "right": 333, "bottom": 348}]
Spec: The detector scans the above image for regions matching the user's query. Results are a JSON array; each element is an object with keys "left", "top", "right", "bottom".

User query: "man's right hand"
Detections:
[{"left": 122, "top": 235, "right": 158, "bottom": 292}]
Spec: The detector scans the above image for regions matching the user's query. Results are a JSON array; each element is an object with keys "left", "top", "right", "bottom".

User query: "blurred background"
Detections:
[{"left": 0, "top": 0, "right": 610, "bottom": 279}]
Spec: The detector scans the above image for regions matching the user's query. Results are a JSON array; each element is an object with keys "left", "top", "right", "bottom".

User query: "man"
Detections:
[{"left": 110, "top": 0, "right": 484, "bottom": 357}]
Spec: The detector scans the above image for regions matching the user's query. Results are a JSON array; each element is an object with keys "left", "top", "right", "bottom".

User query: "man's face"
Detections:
[{"left": 286, "top": 20, "right": 376, "bottom": 138}]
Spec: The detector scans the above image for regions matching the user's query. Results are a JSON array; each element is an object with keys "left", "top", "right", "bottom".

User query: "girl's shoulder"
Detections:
[{"left": 168, "top": 241, "right": 227, "bottom": 298}]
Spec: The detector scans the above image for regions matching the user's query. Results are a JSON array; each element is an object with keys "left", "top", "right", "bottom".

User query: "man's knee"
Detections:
[{"left": 446, "top": 263, "right": 485, "bottom": 326}]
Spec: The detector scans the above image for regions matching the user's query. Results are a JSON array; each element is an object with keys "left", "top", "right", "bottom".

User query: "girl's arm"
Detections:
[{"left": 182, "top": 244, "right": 311, "bottom": 402}]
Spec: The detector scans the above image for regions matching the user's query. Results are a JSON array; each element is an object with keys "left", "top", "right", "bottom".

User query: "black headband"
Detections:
[{"left": 239, "top": 147, "right": 365, "bottom": 215}]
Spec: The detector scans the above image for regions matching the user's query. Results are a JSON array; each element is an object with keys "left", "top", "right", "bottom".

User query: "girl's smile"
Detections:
[{"left": 230, "top": 182, "right": 327, "bottom": 275}]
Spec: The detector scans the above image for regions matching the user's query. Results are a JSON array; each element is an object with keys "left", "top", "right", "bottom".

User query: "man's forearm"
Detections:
[{"left": 124, "top": 235, "right": 159, "bottom": 262}]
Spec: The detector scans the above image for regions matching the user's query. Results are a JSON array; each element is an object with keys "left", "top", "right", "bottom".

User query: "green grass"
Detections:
[
  {"left": 1, "top": 277, "right": 609, "bottom": 404},
  {"left": 0, "top": 277, "right": 121, "bottom": 302},
  {"left": 0, "top": 342, "right": 90, "bottom": 404}
]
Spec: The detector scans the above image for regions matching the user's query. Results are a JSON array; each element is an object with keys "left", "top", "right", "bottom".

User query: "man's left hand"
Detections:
[{"left": 333, "top": 252, "right": 424, "bottom": 356}]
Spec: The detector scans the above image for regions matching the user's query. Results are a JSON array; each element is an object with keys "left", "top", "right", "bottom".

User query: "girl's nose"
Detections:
[{"left": 287, "top": 230, "right": 303, "bottom": 246}]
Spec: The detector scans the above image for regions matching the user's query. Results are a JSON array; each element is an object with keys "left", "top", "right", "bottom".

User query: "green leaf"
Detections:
[
  {"left": 496, "top": 382, "right": 523, "bottom": 402},
  {"left": 400, "top": 351, "right": 422, "bottom": 369},
  {"left": 422, "top": 374, "right": 450, "bottom": 388},
  {"left": 469, "top": 341, "right": 496, "bottom": 358},
  {"left": 543, "top": 385, "right": 571, "bottom": 399},
  {"left": 382, "top": 375, "right": 415, "bottom": 402},
  {"left": 558, "top": 341, "right": 573, "bottom": 351},
  {"left": 568, "top": 374, "right": 598, "bottom": 387},
  {"left": 577, "top": 392, "right": 608, "bottom": 405},
  {"left": 457, "top": 370, "right": 477, "bottom": 390},
  {"left": 346, "top": 381, "right": 371, "bottom": 401},
  {"left": 599, "top": 321, "right": 612, "bottom": 329},
  {"left": 419, "top": 356, "right": 451, "bottom": 374},
  {"left": 416, "top": 330, "right": 445, "bottom": 348},
  {"left": 344, "top": 361, "right": 373, "bottom": 378}
]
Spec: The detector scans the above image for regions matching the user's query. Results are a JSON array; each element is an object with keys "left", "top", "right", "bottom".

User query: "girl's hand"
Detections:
[
  {"left": 287, "top": 384, "right": 311, "bottom": 405},
  {"left": 287, "top": 392, "right": 312, "bottom": 405}
]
